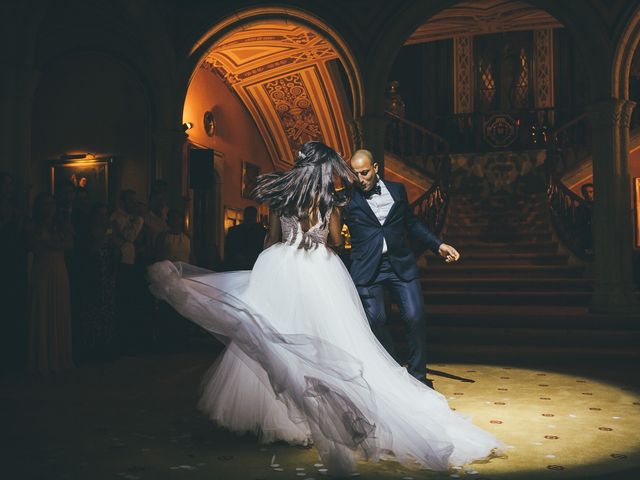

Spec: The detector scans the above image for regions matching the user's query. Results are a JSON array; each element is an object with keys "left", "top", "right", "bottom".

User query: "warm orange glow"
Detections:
[{"left": 187, "top": 20, "right": 355, "bottom": 170}]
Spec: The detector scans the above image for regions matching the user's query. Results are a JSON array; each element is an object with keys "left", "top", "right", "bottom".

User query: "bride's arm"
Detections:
[
  {"left": 264, "top": 210, "right": 281, "bottom": 249},
  {"left": 328, "top": 208, "right": 343, "bottom": 248}
]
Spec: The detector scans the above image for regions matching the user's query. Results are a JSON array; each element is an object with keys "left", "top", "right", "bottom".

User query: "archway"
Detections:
[
  {"left": 612, "top": 3, "right": 640, "bottom": 100},
  {"left": 181, "top": 7, "right": 364, "bottom": 258},
  {"left": 183, "top": 7, "right": 364, "bottom": 168}
]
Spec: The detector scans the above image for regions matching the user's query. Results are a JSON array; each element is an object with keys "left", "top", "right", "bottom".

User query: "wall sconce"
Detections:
[{"left": 182, "top": 122, "right": 194, "bottom": 132}]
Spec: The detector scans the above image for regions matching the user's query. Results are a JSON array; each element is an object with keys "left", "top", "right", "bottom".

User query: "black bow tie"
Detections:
[{"left": 363, "top": 184, "right": 381, "bottom": 199}]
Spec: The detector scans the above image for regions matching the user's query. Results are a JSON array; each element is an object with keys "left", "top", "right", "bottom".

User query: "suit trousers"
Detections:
[{"left": 356, "top": 255, "right": 427, "bottom": 378}]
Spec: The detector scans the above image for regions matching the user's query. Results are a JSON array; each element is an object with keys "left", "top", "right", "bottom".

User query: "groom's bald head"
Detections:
[{"left": 350, "top": 149, "right": 378, "bottom": 192}]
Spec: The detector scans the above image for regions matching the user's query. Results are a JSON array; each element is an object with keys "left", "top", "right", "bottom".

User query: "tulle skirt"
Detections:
[{"left": 148, "top": 243, "right": 503, "bottom": 474}]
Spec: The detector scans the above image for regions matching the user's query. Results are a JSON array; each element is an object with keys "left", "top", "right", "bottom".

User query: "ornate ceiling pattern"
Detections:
[
  {"left": 201, "top": 22, "right": 353, "bottom": 170},
  {"left": 406, "top": 0, "right": 563, "bottom": 45}
]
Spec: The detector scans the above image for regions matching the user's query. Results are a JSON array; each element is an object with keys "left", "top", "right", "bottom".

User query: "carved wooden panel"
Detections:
[
  {"left": 534, "top": 28, "right": 554, "bottom": 109},
  {"left": 454, "top": 36, "right": 474, "bottom": 114}
]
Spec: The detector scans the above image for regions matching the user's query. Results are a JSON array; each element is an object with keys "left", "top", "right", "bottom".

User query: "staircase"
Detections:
[
  {"left": 383, "top": 111, "right": 639, "bottom": 365},
  {"left": 390, "top": 191, "right": 639, "bottom": 364}
]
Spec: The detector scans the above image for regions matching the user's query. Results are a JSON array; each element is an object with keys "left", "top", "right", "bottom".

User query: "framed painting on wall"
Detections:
[
  {"left": 50, "top": 156, "right": 113, "bottom": 205},
  {"left": 224, "top": 206, "right": 244, "bottom": 235},
  {"left": 241, "top": 161, "right": 260, "bottom": 199}
]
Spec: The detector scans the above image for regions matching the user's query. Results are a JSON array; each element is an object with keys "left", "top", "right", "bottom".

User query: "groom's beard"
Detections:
[{"left": 360, "top": 178, "right": 378, "bottom": 193}]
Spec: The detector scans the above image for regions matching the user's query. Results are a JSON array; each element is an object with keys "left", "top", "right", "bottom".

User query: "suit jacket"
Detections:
[
  {"left": 224, "top": 222, "right": 267, "bottom": 270},
  {"left": 344, "top": 180, "right": 442, "bottom": 285}
]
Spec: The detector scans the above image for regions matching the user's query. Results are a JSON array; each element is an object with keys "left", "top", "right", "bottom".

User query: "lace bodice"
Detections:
[{"left": 280, "top": 212, "right": 330, "bottom": 250}]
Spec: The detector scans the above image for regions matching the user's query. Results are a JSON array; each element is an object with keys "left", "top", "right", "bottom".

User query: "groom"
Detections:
[{"left": 344, "top": 150, "right": 460, "bottom": 388}]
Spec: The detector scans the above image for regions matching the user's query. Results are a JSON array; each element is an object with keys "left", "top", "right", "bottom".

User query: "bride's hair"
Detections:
[{"left": 252, "top": 141, "right": 356, "bottom": 221}]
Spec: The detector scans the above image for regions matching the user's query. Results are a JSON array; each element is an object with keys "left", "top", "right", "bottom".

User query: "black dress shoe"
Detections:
[{"left": 418, "top": 377, "right": 435, "bottom": 389}]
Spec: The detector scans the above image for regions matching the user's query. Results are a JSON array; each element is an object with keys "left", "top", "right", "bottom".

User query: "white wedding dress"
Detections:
[{"left": 148, "top": 213, "right": 503, "bottom": 475}]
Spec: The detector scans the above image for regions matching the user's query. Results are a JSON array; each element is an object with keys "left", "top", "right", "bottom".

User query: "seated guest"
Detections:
[
  {"left": 156, "top": 209, "right": 191, "bottom": 263},
  {"left": 224, "top": 206, "right": 266, "bottom": 270}
]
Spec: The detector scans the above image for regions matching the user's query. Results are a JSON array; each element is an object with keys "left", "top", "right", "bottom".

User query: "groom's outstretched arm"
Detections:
[{"left": 401, "top": 183, "right": 443, "bottom": 255}]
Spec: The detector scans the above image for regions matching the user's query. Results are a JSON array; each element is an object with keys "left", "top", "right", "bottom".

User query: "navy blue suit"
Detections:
[{"left": 344, "top": 180, "right": 442, "bottom": 378}]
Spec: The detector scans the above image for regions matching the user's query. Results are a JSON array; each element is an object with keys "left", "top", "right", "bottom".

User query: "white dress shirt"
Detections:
[{"left": 365, "top": 178, "right": 395, "bottom": 254}]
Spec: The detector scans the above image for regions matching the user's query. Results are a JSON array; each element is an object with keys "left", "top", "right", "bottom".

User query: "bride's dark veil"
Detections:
[{"left": 252, "top": 141, "right": 356, "bottom": 222}]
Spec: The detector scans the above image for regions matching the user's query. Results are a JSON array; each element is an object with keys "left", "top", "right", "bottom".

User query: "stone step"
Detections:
[
  {"left": 445, "top": 225, "right": 551, "bottom": 235},
  {"left": 444, "top": 232, "right": 554, "bottom": 243},
  {"left": 424, "top": 252, "right": 568, "bottom": 265},
  {"left": 389, "top": 305, "right": 639, "bottom": 329},
  {"left": 420, "top": 277, "right": 591, "bottom": 292},
  {"left": 422, "top": 291, "right": 591, "bottom": 306},
  {"left": 445, "top": 219, "right": 549, "bottom": 229},
  {"left": 448, "top": 200, "right": 547, "bottom": 211},
  {"left": 390, "top": 325, "right": 640, "bottom": 349},
  {"left": 423, "top": 264, "right": 584, "bottom": 277},
  {"left": 448, "top": 241, "right": 559, "bottom": 253}
]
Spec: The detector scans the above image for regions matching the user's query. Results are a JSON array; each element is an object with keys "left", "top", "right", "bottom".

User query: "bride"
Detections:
[{"left": 148, "top": 141, "right": 502, "bottom": 475}]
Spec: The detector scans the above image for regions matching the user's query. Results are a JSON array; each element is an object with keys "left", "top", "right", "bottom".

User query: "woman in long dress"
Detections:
[
  {"left": 27, "top": 193, "right": 74, "bottom": 374},
  {"left": 148, "top": 141, "right": 503, "bottom": 475}
]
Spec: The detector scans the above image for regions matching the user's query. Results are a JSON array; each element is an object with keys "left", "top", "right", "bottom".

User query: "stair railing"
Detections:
[
  {"left": 545, "top": 113, "right": 594, "bottom": 261},
  {"left": 384, "top": 111, "right": 450, "bottom": 178},
  {"left": 409, "top": 159, "right": 452, "bottom": 236},
  {"left": 383, "top": 111, "right": 453, "bottom": 236}
]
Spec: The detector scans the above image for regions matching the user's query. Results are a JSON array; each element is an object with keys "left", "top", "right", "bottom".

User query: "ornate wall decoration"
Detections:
[
  {"left": 533, "top": 28, "right": 554, "bottom": 109},
  {"left": 484, "top": 114, "right": 518, "bottom": 148},
  {"left": 407, "top": 0, "right": 562, "bottom": 45},
  {"left": 263, "top": 74, "right": 323, "bottom": 153},
  {"left": 453, "top": 36, "right": 474, "bottom": 114},
  {"left": 450, "top": 149, "right": 546, "bottom": 196},
  {"left": 199, "top": 22, "right": 353, "bottom": 169}
]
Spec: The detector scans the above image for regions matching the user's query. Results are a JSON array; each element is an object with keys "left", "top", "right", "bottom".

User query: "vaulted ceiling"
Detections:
[
  {"left": 200, "top": 22, "right": 354, "bottom": 170},
  {"left": 406, "top": 0, "right": 563, "bottom": 45}
]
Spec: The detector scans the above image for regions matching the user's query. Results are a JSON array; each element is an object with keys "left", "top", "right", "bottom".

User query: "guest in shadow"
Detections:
[
  {"left": 154, "top": 208, "right": 192, "bottom": 352},
  {"left": 0, "top": 172, "right": 28, "bottom": 373},
  {"left": 224, "top": 206, "right": 266, "bottom": 271},
  {"left": 156, "top": 208, "right": 191, "bottom": 264},
  {"left": 74, "top": 203, "right": 119, "bottom": 362},
  {"left": 110, "top": 189, "right": 144, "bottom": 354},
  {"left": 576, "top": 183, "right": 594, "bottom": 255},
  {"left": 27, "top": 193, "right": 74, "bottom": 374}
]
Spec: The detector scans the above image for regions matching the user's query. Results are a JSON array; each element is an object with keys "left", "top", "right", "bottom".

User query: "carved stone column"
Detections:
[
  {"left": 0, "top": 62, "right": 40, "bottom": 205},
  {"left": 587, "top": 99, "right": 639, "bottom": 314},
  {"left": 152, "top": 129, "right": 187, "bottom": 206},
  {"left": 533, "top": 28, "right": 554, "bottom": 127}
]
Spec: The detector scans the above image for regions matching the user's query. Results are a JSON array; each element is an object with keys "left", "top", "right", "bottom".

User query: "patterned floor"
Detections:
[{"left": 1, "top": 353, "right": 639, "bottom": 479}]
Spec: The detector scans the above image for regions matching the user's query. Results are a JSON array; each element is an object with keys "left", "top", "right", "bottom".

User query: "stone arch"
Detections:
[
  {"left": 362, "top": 0, "right": 611, "bottom": 112},
  {"left": 612, "top": 2, "right": 640, "bottom": 99},
  {"left": 183, "top": 6, "right": 364, "bottom": 120}
]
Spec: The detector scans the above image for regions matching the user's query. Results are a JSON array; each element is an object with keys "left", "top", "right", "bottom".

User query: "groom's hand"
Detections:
[{"left": 438, "top": 243, "right": 460, "bottom": 263}]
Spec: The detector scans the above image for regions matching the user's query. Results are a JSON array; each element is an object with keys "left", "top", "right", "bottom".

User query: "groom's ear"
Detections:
[{"left": 373, "top": 162, "right": 379, "bottom": 174}]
